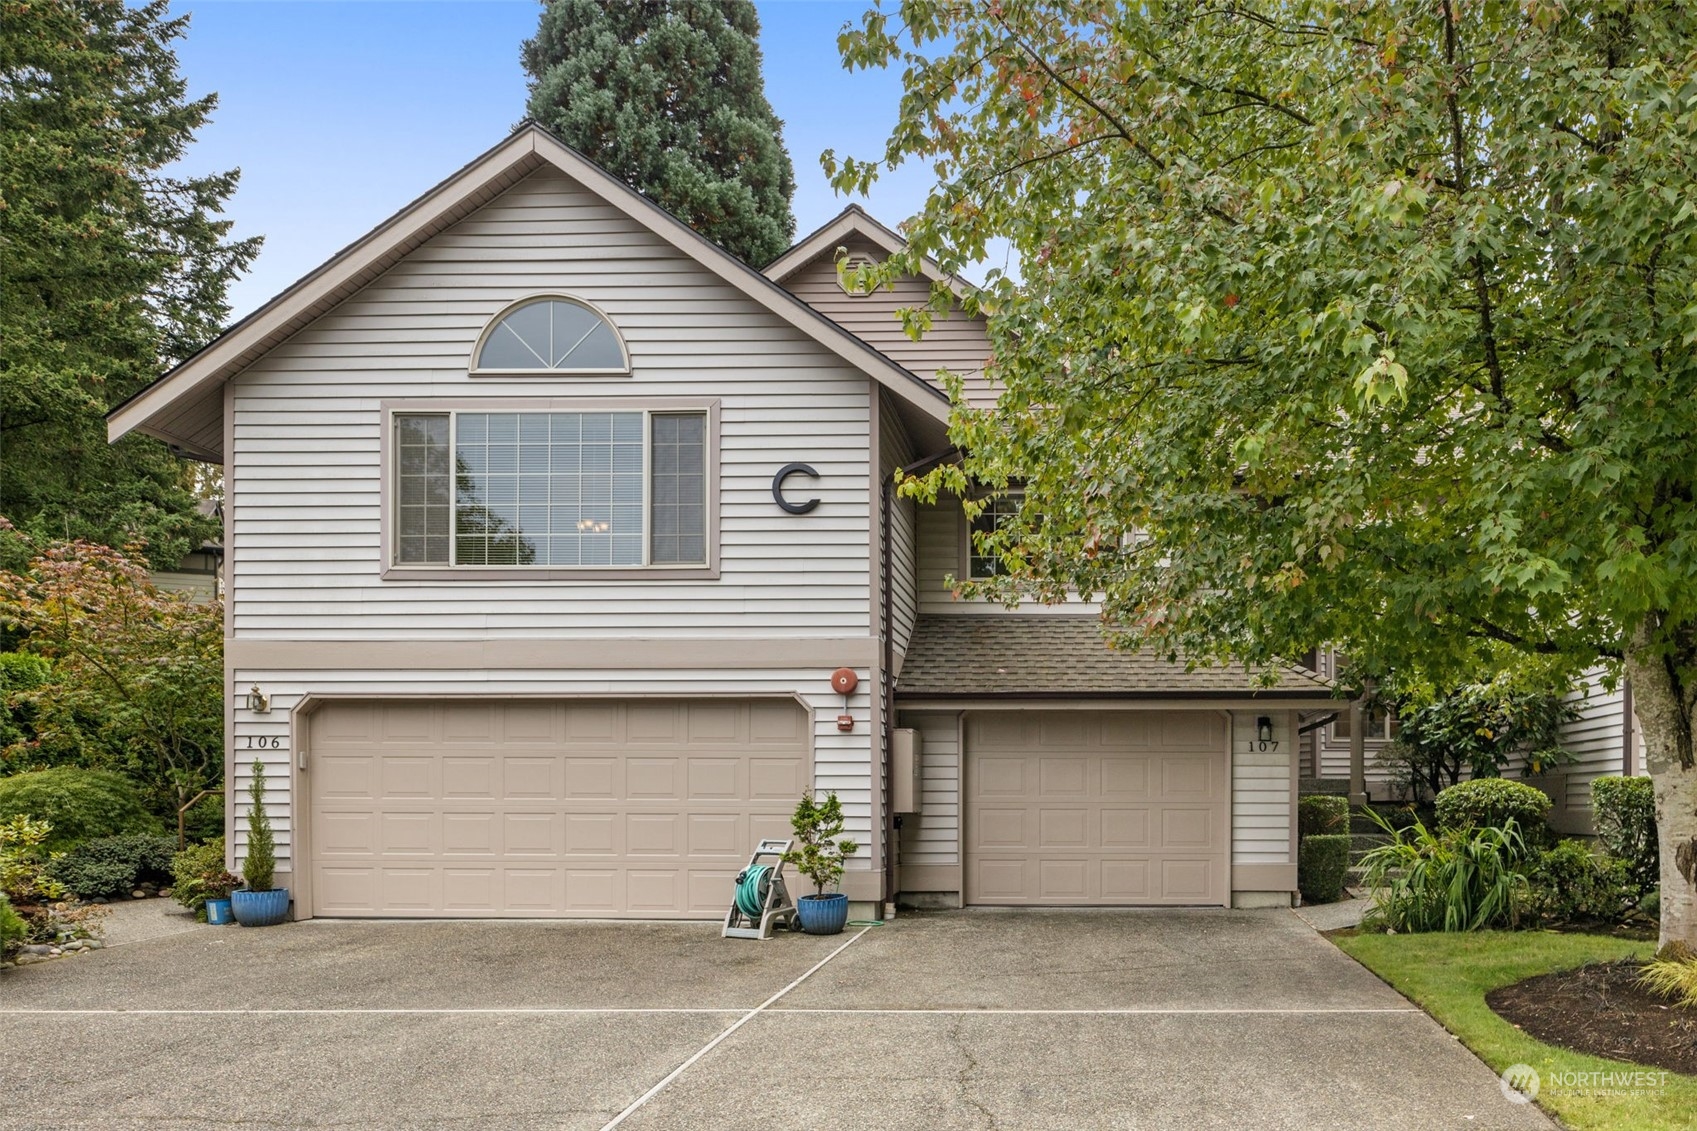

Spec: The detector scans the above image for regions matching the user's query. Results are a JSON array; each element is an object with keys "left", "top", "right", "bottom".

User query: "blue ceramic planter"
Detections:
[
  {"left": 230, "top": 888, "right": 289, "bottom": 927},
  {"left": 795, "top": 893, "right": 849, "bottom": 935},
  {"left": 205, "top": 898, "right": 234, "bottom": 925}
]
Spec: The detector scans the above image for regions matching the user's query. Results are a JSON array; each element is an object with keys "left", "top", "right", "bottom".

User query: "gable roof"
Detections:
[
  {"left": 763, "top": 204, "right": 976, "bottom": 301},
  {"left": 108, "top": 124, "right": 949, "bottom": 461},
  {"left": 897, "top": 616, "right": 1338, "bottom": 701}
]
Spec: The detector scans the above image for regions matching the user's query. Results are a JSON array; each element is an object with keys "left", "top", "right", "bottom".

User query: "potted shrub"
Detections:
[
  {"left": 171, "top": 837, "right": 239, "bottom": 922},
  {"left": 230, "top": 761, "right": 289, "bottom": 927},
  {"left": 783, "top": 791, "right": 858, "bottom": 935}
]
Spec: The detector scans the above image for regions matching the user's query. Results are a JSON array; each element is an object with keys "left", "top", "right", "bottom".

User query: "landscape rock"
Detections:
[
  {"left": 20, "top": 944, "right": 54, "bottom": 956},
  {"left": 131, "top": 890, "right": 147, "bottom": 899}
]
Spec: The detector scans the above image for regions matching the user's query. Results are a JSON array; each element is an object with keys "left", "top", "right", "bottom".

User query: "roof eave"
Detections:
[{"left": 109, "top": 124, "right": 951, "bottom": 455}]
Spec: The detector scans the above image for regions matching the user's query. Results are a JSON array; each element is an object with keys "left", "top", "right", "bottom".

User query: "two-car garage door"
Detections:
[
  {"left": 964, "top": 711, "right": 1228, "bottom": 907},
  {"left": 307, "top": 698, "right": 808, "bottom": 918}
]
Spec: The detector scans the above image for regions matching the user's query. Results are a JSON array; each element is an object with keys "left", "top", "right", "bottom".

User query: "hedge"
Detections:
[
  {"left": 1591, "top": 776, "right": 1657, "bottom": 891},
  {"left": 1298, "top": 795, "right": 1350, "bottom": 837},
  {"left": 44, "top": 834, "right": 179, "bottom": 900},
  {"left": 1434, "top": 778, "right": 1550, "bottom": 843},
  {"left": 1298, "top": 834, "right": 1351, "bottom": 904},
  {"left": 0, "top": 768, "right": 160, "bottom": 851}
]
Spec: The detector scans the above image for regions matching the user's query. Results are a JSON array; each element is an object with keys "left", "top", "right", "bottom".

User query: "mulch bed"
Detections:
[{"left": 1487, "top": 959, "right": 1697, "bottom": 1077}]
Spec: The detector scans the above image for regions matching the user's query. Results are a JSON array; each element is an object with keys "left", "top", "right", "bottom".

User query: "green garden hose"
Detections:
[{"left": 734, "top": 866, "right": 771, "bottom": 918}]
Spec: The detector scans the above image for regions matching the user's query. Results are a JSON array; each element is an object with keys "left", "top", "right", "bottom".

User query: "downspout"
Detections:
[{"left": 881, "top": 473, "right": 895, "bottom": 903}]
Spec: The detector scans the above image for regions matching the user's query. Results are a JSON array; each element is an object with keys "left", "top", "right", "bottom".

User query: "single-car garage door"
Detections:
[
  {"left": 964, "top": 711, "right": 1227, "bottom": 906},
  {"left": 307, "top": 698, "right": 809, "bottom": 918}
]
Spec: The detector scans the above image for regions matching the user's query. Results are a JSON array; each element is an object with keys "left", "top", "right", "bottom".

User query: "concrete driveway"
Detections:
[{"left": 0, "top": 908, "right": 1552, "bottom": 1130}]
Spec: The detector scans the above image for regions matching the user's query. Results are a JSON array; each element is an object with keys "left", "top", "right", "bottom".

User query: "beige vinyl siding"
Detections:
[
  {"left": 230, "top": 670, "right": 876, "bottom": 879},
  {"left": 780, "top": 237, "right": 996, "bottom": 407},
  {"left": 1231, "top": 711, "right": 1293, "bottom": 867},
  {"left": 880, "top": 392, "right": 919, "bottom": 659},
  {"left": 1556, "top": 668, "right": 1638, "bottom": 816},
  {"left": 896, "top": 711, "right": 961, "bottom": 868},
  {"left": 227, "top": 168, "right": 872, "bottom": 638}
]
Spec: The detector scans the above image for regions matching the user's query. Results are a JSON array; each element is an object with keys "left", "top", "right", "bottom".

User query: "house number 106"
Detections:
[{"left": 244, "top": 736, "right": 282, "bottom": 749}]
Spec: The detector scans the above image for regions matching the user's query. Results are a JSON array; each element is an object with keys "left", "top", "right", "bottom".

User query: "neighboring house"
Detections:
[
  {"left": 150, "top": 499, "right": 225, "bottom": 601},
  {"left": 107, "top": 124, "right": 1337, "bottom": 920}
]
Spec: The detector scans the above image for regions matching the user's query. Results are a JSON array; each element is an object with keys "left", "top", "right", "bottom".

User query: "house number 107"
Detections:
[
  {"left": 1253, "top": 739, "right": 1280, "bottom": 752},
  {"left": 244, "top": 736, "right": 282, "bottom": 749}
]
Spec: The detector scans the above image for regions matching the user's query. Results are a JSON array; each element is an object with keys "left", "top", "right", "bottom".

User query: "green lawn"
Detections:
[{"left": 1334, "top": 930, "right": 1694, "bottom": 1131}]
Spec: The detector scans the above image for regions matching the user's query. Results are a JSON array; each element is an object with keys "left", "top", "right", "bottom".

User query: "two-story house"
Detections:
[{"left": 109, "top": 125, "right": 1335, "bottom": 921}]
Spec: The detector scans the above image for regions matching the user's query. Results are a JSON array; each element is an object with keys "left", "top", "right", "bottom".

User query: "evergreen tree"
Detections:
[
  {"left": 0, "top": 0, "right": 258, "bottom": 568},
  {"left": 523, "top": 0, "right": 796, "bottom": 266}
]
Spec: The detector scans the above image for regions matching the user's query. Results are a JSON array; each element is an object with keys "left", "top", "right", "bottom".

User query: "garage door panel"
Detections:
[
  {"left": 964, "top": 711, "right": 1227, "bottom": 907},
  {"left": 688, "top": 758, "right": 741, "bottom": 799},
  {"left": 1037, "top": 807, "right": 1089, "bottom": 848},
  {"left": 1100, "top": 858, "right": 1151, "bottom": 899},
  {"left": 1100, "top": 808, "right": 1149, "bottom": 847},
  {"left": 443, "top": 756, "right": 497, "bottom": 798},
  {"left": 502, "top": 757, "right": 557, "bottom": 800},
  {"left": 1039, "top": 757, "right": 1088, "bottom": 795},
  {"left": 310, "top": 699, "right": 809, "bottom": 918}
]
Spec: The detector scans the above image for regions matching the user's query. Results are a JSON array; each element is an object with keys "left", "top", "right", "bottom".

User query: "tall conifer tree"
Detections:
[
  {"left": 523, "top": 0, "right": 797, "bottom": 266},
  {"left": 0, "top": 0, "right": 259, "bottom": 567}
]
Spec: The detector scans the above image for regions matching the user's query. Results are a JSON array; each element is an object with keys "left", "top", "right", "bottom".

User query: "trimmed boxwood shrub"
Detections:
[
  {"left": 0, "top": 769, "right": 159, "bottom": 850},
  {"left": 1298, "top": 834, "right": 1351, "bottom": 904},
  {"left": 0, "top": 892, "right": 26, "bottom": 954},
  {"left": 1591, "top": 776, "right": 1657, "bottom": 891},
  {"left": 44, "top": 834, "right": 179, "bottom": 900},
  {"left": 1434, "top": 778, "right": 1550, "bottom": 843},
  {"left": 1298, "top": 795, "right": 1350, "bottom": 837}
]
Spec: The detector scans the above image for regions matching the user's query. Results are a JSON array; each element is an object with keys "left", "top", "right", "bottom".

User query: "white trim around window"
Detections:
[
  {"left": 379, "top": 398, "right": 719, "bottom": 581},
  {"left": 468, "top": 294, "right": 632, "bottom": 376}
]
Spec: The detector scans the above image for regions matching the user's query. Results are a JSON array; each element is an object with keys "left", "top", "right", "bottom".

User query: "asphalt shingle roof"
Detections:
[{"left": 896, "top": 616, "right": 1336, "bottom": 700}]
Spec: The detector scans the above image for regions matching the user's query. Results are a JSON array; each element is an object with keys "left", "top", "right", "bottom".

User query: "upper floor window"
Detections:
[
  {"left": 1333, "top": 704, "right": 1397, "bottom": 741},
  {"left": 472, "top": 297, "right": 628, "bottom": 373},
  {"left": 392, "top": 408, "right": 707, "bottom": 571},
  {"left": 968, "top": 492, "right": 1023, "bottom": 579}
]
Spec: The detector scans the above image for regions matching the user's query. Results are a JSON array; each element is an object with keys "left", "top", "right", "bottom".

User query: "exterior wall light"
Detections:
[
  {"left": 246, "top": 684, "right": 271, "bottom": 714},
  {"left": 1256, "top": 715, "right": 1274, "bottom": 744}
]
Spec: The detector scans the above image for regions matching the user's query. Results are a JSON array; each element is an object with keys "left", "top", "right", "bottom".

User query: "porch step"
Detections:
[{"left": 1299, "top": 777, "right": 1350, "bottom": 796}]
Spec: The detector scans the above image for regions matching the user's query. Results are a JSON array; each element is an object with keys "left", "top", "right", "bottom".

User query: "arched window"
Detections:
[{"left": 472, "top": 297, "right": 628, "bottom": 373}]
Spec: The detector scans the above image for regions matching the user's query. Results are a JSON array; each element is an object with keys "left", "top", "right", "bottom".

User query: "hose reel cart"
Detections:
[{"left": 722, "top": 838, "right": 798, "bottom": 940}]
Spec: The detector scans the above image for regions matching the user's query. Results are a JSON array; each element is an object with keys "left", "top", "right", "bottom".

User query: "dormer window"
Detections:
[{"left": 472, "top": 296, "right": 629, "bottom": 374}]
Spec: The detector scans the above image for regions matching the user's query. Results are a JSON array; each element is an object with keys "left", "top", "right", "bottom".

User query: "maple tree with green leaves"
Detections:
[{"left": 832, "top": 2, "right": 1697, "bottom": 945}]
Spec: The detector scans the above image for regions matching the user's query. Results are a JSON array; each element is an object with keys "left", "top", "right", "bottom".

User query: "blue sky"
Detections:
[{"left": 166, "top": 0, "right": 940, "bottom": 319}]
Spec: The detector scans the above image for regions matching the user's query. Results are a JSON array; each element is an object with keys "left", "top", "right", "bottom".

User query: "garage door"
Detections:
[
  {"left": 308, "top": 698, "right": 809, "bottom": 918},
  {"left": 964, "top": 711, "right": 1227, "bottom": 906}
]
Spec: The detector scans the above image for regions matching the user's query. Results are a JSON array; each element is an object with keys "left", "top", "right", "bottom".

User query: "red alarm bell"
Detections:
[{"left": 831, "top": 667, "right": 858, "bottom": 732}]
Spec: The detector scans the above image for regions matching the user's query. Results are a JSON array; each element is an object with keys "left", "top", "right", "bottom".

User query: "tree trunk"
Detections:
[{"left": 1624, "top": 631, "right": 1697, "bottom": 950}]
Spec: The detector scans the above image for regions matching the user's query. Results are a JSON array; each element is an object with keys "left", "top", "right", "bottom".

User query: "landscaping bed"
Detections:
[
  {"left": 1335, "top": 930, "right": 1696, "bottom": 1131},
  {"left": 1487, "top": 958, "right": 1697, "bottom": 1077}
]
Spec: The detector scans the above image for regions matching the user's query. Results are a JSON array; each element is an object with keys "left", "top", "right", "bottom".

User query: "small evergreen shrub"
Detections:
[
  {"left": 0, "top": 768, "right": 159, "bottom": 850},
  {"left": 1298, "top": 834, "right": 1351, "bottom": 904},
  {"left": 171, "top": 837, "right": 239, "bottom": 918},
  {"left": 1524, "top": 839, "right": 1637, "bottom": 925},
  {"left": 1590, "top": 776, "right": 1657, "bottom": 891},
  {"left": 1298, "top": 795, "right": 1350, "bottom": 837},
  {"left": 44, "top": 834, "right": 178, "bottom": 900},
  {"left": 1434, "top": 778, "right": 1551, "bottom": 843},
  {"left": 0, "top": 892, "right": 25, "bottom": 954},
  {"left": 782, "top": 790, "right": 858, "bottom": 897},
  {"left": 242, "top": 761, "right": 276, "bottom": 892}
]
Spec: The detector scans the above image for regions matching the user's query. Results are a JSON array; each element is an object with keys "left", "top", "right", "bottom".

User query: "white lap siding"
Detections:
[
  {"left": 1231, "top": 711, "right": 1295, "bottom": 874},
  {"left": 895, "top": 711, "right": 962, "bottom": 869},
  {"left": 230, "top": 670, "right": 874, "bottom": 886}
]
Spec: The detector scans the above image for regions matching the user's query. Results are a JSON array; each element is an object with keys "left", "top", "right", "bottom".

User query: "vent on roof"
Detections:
[{"left": 838, "top": 253, "right": 878, "bottom": 297}]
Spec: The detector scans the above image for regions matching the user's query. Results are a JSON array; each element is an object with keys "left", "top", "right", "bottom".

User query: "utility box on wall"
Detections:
[{"left": 892, "top": 727, "right": 923, "bottom": 814}]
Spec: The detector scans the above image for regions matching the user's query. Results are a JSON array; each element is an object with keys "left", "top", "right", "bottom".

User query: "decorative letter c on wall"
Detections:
[{"left": 772, "top": 463, "right": 820, "bottom": 514}]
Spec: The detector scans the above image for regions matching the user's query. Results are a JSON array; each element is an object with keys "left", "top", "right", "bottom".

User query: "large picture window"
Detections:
[{"left": 392, "top": 409, "right": 707, "bottom": 570}]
